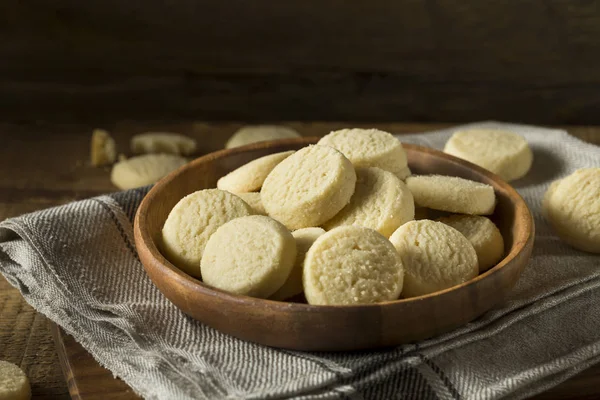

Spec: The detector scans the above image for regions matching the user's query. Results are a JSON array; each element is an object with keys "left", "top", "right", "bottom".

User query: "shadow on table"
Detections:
[{"left": 512, "top": 145, "right": 565, "bottom": 188}]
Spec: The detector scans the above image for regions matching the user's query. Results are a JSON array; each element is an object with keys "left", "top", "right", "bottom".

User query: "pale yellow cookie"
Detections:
[
  {"left": 131, "top": 132, "right": 197, "bottom": 155},
  {"left": 90, "top": 129, "right": 116, "bottom": 166},
  {"left": 0, "top": 360, "right": 31, "bottom": 400},
  {"left": 543, "top": 168, "right": 600, "bottom": 253},
  {"left": 317, "top": 128, "right": 408, "bottom": 178},
  {"left": 201, "top": 216, "right": 296, "bottom": 298},
  {"left": 225, "top": 125, "right": 300, "bottom": 148},
  {"left": 161, "top": 189, "right": 253, "bottom": 277},
  {"left": 270, "top": 227, "right": 325, "bottom": 301},
  {"left": 110, "top": 154, "right": 188, "bottom": 190},
  {"left": 389, "top": 220, "right": 478, "bottom": 298},
  {"left": 397, "top": 165, "right": 412, "bottom": 180},
  {"left": 217, "top": 151, "right": 294, "bottom": 193},
  {"left": 405, "top": 175, "right": 496, "bottom": 215},
  {"left": 303, "top": 225, "right": 404, "bottom": 305},
  {"left": 323, "top": 167, "right": 414, "bottom": 237},
  {"left": 438, "top": 215, "right": 505, "bottom": 272},
  {"left": 261, "top": 145, "right": 356, "bottom": 230},
  {"left": 235, "top": 192, "right": 267, "bottom": 215},
  {"left": 444, "top": 129, "right": 533, "bottom": 181}
]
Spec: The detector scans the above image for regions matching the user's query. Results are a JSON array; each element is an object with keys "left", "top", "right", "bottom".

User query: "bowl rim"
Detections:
[{"left": 134, "top": 137, "right": 534, "bottom": 312}]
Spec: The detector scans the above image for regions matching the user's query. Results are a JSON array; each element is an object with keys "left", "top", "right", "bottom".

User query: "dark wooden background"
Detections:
[{"left": 2, "top": 1, "right": 600, "bottom": 125}]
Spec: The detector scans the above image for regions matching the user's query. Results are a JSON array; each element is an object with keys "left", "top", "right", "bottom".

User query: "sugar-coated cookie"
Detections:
[
  {"left": 270, "top": 227, "right": 325, "bottom": 301},
  {"left": 235, "top": 192, "right": 267, "bottom": 215},
  {"left": 389, "top": 220, "right": 478, "bottom": 298},
  {"left": 110, "top": 154, "right": 188, "bottom": 189},
  {"left": 318, "top": 128, "right": 408, "bottom": 178},
  {"left": 161, "top": 189, "right": 254, "bottom": 277},
  {"left": 225, "top": 125, "right": 300, "bottom": 149},
  {"left": 438, "top": 215, "right": 504, "bottom": 272},
  {"left": 131, "top": 132, "right": 197, "bottom": 155},
  {"left": 0, "top": 360, "right": 31, "bottom": 400},
  {"left": 261, "top": 145, "right": 356, "bottom": 230},
  {"left": 543, "top": 168, "right": 600, "bottom": 253},
  {"left": 217, "top": 151, "right": 294, "bottom": 193},
  {"left": 323, "top": 167, "right": 414, "bottom": 237},
  {"left": 444, "top": 129, "right": 533, "bottom": 181},
  {"left": 406, "top": 175, "right": 496, "bottom": 215},
  {"left": 201, "top": 216, "right": 297, "bottom": 298},
  {"left": 303, "top": 226, "right": 404, "bottom": 305}
]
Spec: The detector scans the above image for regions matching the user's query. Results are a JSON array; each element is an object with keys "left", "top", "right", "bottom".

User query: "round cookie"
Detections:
[
  {"left": 444, "top": 129, "right": 533, "bottom": 181},
  {"left": 0, "top": 360, "right": 31, "bottom": 400},
  {"left": 405, "top": 175, "right": 496, "bottom": 215},
  {"left": 201, "top": 215, "right": 297, "bottom": 298},
  {"left": 438, "top": 215, "right": 505, "bottom": 272},
  {"left": 235, "top": 192, "right": 267, "bottom": 215},
  {"left": 543, "top": 168, "right": 600, "bottom": 253},
  {"left": 323, "top": 167, "right": 415, "bottom": 237},
  {"left": 110, "top": 154, "right": 188, "bottom": 190},
  {"left": 389, "top": 220, "right": 479, "bottom": 298},
  {"left": 261, "top": 145, "right": 357, "bottom": 230},
  {"left": 317, "top": 128, "right": 408, "bottom": 178},
  {"left": 270, "top": 227, "right": 326, "bottom": 301},
  {"left": 161, "top": 189, "right": 254, "bottom": 277},
  {"left": 397, "top": 165, "right": 412, "bottom": 180},
  {"left": 225, "top": 125, "right": 300, "bottom": 149},
  {"left": 303, "top": 225, "right": 404, "bottom": 305},
  {"left": 217, "top": 151, "right": 294, "bottom": 193},
  {"left": 130, "top": 132, "right": 197, "bottom": 155}
]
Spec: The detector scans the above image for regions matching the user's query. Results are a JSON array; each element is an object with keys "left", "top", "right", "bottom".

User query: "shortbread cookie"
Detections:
[
  {"left": 317, "top": 128, "right": 408, "bottom": 178},
  {"left": 438, "top": 215, "right": 505, "bottom": 272},
  {"left": 323, "top": 167, "right": 414, "bottom": 237},
  {"left": 261, "top": 145, "right": 356, "bottom": 230},
  {"left": 161, "top": 189, "right": 253, "bottom": 277},
  {"left": 235, "top": 192, "right": 267, "bottom": 215},
  {"left": 271, "top": 227, "right": 325, "bottom": 301},
  {"left": 444, "top": 129, "right": 533, "bottom": 181},
  {"left": 543, "top": 168, "right": 600, "bottom": 253},
  {"left": 225, "top": 125, "right": 300, "bottom": 148},
  {"left": 390, "top": 220, "right": 478, "bottom": 298},
  {"left": 217, "top": 151, "right": 294, "bottom": 193},
  {"left": 303, "top": 226, "right": 404, "bottom": 305},
  {"left": 110, "top": 154, "right": 188, "bottom": 189},
  {"left": 397, "top": 165, "right": 412, "bottom": 180},
  {"left": 131, "top": 132, "right": 197, "bottom": 155},
  {"left": 406, "top": 175, "right": 496, "bottom": 215},
  {"left": 201, "top": 216, "right": 297, "bottom": 298},
  {"left": 90, "top": 129, "right": 116, "bottom": 166},
  {"left": 0, "top": 360, "right": 31, "bottom": 400}
]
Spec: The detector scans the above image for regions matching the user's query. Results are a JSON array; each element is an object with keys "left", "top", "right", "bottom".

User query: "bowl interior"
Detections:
[
  {"left": 142, "top": 138, "right": 525, "bottom": 280},
  {"left": 133, "top": 137, "right": 533, "bottom": 350}
]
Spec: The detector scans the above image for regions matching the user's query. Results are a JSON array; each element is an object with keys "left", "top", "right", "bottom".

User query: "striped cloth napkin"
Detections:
[{"left": 1, "top": 122, "right": 599, "bottom": 400}]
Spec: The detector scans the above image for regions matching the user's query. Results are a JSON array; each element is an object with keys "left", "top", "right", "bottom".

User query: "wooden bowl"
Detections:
[{"left": 134, "top": 138, "right": 534, "bottom": 351}]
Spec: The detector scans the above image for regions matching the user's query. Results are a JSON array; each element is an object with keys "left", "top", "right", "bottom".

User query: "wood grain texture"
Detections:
[
  {"left": 0, "top": 122, "right": 598, "bottom": 399},
  {"left": 2, "top": 2, "right": 600, "bottom": 124},
  {"left": 50, "top": 325, "right": 141, "bottom": 400}
]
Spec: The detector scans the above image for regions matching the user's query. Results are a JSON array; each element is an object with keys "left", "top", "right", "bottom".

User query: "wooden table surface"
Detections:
[{"left": 0, "top": 121, "right": 598, "bottom": 399}]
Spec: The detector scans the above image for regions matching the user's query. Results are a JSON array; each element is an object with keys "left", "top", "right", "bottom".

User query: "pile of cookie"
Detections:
[{"left": 160, "top": 128, "right": 600, "bottom": 305}]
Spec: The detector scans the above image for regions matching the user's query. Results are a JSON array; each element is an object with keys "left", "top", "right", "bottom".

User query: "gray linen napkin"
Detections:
[{"left": 1, "top": 122, "right": 599, "bottom": 400}]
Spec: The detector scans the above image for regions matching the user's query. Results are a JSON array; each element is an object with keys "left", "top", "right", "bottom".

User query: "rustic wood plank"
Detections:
[
  {"left": 0, "top": 122, "right": 597, "bottom": 400},
  {"left": 2, "top": 2, "right": 600, "bottom": 123},
  {"left": 51, "top": 325, "right": 141, "bottom": 400}
]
